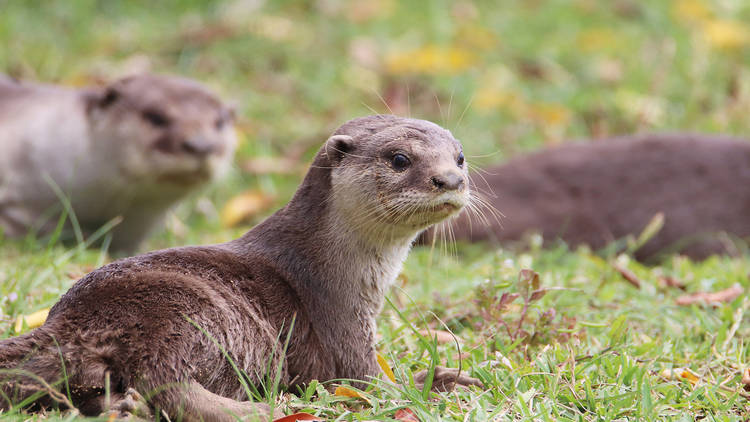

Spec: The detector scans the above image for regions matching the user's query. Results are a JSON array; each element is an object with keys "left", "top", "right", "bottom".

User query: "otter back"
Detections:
[{"left": 449, "top": 134, "right": 750, "bottom": 261}]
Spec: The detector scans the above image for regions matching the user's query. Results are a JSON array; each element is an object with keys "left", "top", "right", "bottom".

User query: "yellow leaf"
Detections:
[
  {"left": 672, "top": 0, "right": 712, "bottom": 23},
  {"left": 455, "top": 25, "right": 498, "bottom": 50},
  {"left": 376, "top": 353, "right": 396, "bottom": 382},
  {"left": 576, "top": 28, "right": 620, "bottom": 52},
  {"left": 334, "top": 385, "right": 367, "bottom": 400},
  {"left": 702, "top": 19, "right": 750, "bottom": 50},
  {"left": 385, "top": 45, "right": 475, "bottom": 76},
  {"left": 14, "top": 308, "right": 50, "bottom": 332},
  {"left": 528, "top": 103, "right": 571, "bottom": 127},
  {"left": 660, "top": 367, "right": 700, "bottom": 385},
  {"left": 220, "top": 190, "right": 275, "bottom": 228}
]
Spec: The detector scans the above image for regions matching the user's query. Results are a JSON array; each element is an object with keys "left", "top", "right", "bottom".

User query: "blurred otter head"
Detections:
[{"left": 85, "top": 74, "right": 236, "bottom": 187}]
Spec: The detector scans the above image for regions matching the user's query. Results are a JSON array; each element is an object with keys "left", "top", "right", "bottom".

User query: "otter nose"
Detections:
[
  {"left": 181, "top": 138, "right": 216, "bottom": 157},
  {"left": 431, "top": 172, "right": 465, "bottom": 191}
]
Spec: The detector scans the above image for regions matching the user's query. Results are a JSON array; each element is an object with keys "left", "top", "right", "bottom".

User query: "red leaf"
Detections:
[
  {"left": 273, "top": 413, "right": 324, "bottom": 422},
  {"left": 394, "top": 408, "right": 420, "bottom": 422}
]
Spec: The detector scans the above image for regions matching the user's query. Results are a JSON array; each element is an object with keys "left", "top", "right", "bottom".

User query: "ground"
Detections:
[{"left": 1, "top": 0, "right": 750, "bottom": 420}]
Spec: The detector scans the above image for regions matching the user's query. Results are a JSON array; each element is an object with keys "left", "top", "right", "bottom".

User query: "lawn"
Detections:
[{"left": 1, "top": 0, "right": 750, "bottom": 420}]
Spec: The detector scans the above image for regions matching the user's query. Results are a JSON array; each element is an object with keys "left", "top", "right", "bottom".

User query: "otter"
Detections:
[
  {"left": 445, "top": 133, "right": 750, "bottom": 261},
  {"left": 0, "top": 115, "right": 477, "bottom": 420},
  {"left": 0, "top": 74, "right": 236, "bottom": 254}
]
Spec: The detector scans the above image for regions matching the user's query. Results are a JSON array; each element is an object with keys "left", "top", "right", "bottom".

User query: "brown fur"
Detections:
[
  {"left": 0, "top": 115, "right": 469, "bottom": 420},
  {"left": 449, "top": 133, "right": 750, "bottom": 261}
]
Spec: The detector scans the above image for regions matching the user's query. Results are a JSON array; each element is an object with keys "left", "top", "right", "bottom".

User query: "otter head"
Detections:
[
  {"left": 323, "top": 115, "right": 469, "bottom": 243},
  {"left": 85, "top": 74, "right": 237, "bottom": 187}
]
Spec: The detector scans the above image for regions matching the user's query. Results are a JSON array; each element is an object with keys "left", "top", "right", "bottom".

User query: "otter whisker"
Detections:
[
  {"left": 453, "top": 93, "right": 474, "bottom": 133},
  {"left": 372, "top": 89, "right": 394, "bottom": 116}
]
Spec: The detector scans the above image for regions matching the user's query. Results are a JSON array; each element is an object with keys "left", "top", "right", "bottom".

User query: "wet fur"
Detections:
[
  {"left": 448, "top": 133, "right": 750, "bottom": 261},
  {"left": 0, "top": 115, "right": 468, "bottom": 420}
]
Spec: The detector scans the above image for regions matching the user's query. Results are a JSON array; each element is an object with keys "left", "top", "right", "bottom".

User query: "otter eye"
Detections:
[
  {"left": 214, "top": 117, "right": 225, "bottom": 130},
  {"left": 142, "top": 109, "right": 170, "bottom": 127},
  {"left": 457, "top": 152, "right": 465, "bottom": 167},
  {"left": 391, "top": 153, "right": 411, "bottom": 171}
]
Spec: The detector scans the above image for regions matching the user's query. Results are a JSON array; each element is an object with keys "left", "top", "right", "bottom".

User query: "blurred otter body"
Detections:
[
  {"left": 450, "top": 134, "right": 750, "bottom": 261},
  {"left": 0, "top": 74, "right": 236, "bottom": 253}
]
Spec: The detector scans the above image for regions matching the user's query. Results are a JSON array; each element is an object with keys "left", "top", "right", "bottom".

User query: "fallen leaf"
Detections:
[
  {"left": 376, "top": 353, "right": 396, "bottom": 383},
  {"left": 529, "top": 289, "right": 547, "bottom": 301},
  {"left": 385, "top": 45, "right": 476, "bottom": 75},
  {"left": 658, "top": 276, "right": 686, "bottom": 290},
  {"left": 742, "top": 368, "right": 750, "bottom": 392},
  {"left": 672, "top": 0, "right": 712, "bottom": 23},
  {"left": 612, "top": 263, "right": 642, "bottom": 288},
  {"left": 452, "top": 352, "right": 471, "bottom": 361},
  {"left": 220, "top": 190, "right": 275, "bottom": 228},
  {"left": 576, "top": 28, "right": 620, "bottom": 52},
  {"left": 702, "top": 19, "right": 750, "bottom": 50},
  {"left": 14, "top": 308, "right": 50, "bottom": 332},
  {"left": 334, "top": 385, "right": 367, "bottom": 400},
  {"left": 272, "top": 413, "right": 324, "bottom": 422},
  {"left": 394, "top": 408, "right": 420, "bottom": 422},
  {"left": 676, "top": 283, "right": 743, "bottom": 306},
  {"left": 660, "top": 367, "right": 700, "bottom": 385},
  {"left": 417, "top": 329, "right": 459, "bottom": 344}
]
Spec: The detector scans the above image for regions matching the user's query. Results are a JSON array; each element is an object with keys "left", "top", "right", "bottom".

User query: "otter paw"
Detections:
[
  {"left": 107, "top": 388, "right": 153, "bottom": 420},
  {"left": 414, "top": 366, "right": 484, "bottom": 392}
]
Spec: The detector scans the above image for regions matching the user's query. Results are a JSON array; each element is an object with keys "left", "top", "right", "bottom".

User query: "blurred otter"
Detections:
[
  {"left": 0, "top": 74, "right": 236, "bottom": 253},
  {"left": 444, "top": 134, "right": 750, "bottom": 261}
]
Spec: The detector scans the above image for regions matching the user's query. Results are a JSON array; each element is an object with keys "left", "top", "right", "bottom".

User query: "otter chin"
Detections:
[{"left": 0, "top": 115, "right": 479, "bottom": 421}]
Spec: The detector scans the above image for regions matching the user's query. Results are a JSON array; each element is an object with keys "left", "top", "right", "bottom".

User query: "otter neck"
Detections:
[{"left": 235, "top": 163, "right": 421, "bottom": 376}]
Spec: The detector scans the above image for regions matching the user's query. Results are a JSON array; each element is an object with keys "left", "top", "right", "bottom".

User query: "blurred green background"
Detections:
[{"left": 4, "top": 0, "right": 749, "bottom": 248}]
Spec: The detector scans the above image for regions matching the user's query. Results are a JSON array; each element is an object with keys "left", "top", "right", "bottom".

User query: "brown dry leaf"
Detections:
[
  {"left": 394, "top": 408, "right": 420, "bottom": 422},
  {"left": 272, "top": 413, "right": 324, "bottom": 422},
  {"left": 453, "top": 352, "right": 471, "bottom": 361},
  {"left": 14, "top": 308, "right": 50, "bottom": 332},
  {"left": 742, "top": 368, "right": 750, "bottom": 392},
  {"left": 418, "top": 329, "right": 459, "bottom": 344},
  {"left": 612, "top": 263, "right": 642, "bottom": 288},
  {"left": 334, "top": 385, "right": 367, "bottom": 401},
  {"left": 658, "top": 276, "right": 686, "bottom": 290},
  {"left": 660, "top": 368, "right": 700, "bottom": 385},
  {"left": 220, "top": 190, "right": 275, "bottom": 228},
  {"left": 529, "top": 289, "right": 547, "bottom": 301},
  {"left": 675, "top": 283, "right": 743, "bottom": 306}
]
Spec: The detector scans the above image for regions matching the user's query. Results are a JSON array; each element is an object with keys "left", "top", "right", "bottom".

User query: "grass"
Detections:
[{"left": 2, "top": 0, "right": 750, "bottom": 420}]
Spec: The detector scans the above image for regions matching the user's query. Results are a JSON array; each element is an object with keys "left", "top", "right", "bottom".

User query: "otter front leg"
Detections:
[
  {"left": 414, "top": 366, "right": 483, "bottom": 392},
  {"left": 152, "top": 380, "right": 283, "bottom": 422}
]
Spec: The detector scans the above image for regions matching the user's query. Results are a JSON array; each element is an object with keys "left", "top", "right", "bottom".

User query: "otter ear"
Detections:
[
  {"left": 324, "top": 134, "right": 354, "bottom": 163},
  {"left": 84, "top": 87, "right": 120, "bottom": 113}
]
